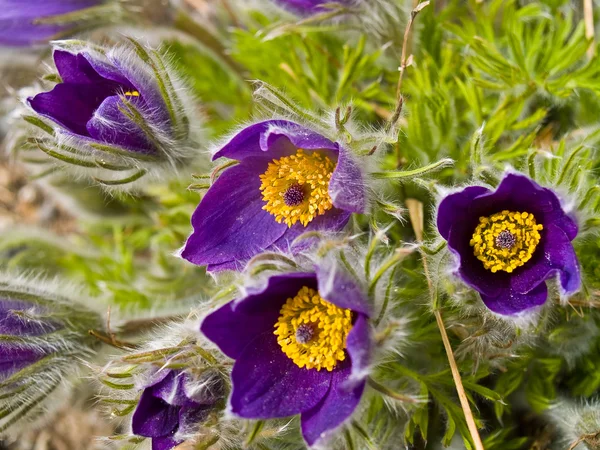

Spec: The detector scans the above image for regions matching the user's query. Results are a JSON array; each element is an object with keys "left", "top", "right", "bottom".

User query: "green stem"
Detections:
[
  {"left": 367, "top": 377, "right": 418, "bottom": 403},
  {"left": 372, "top": 158, "right": 453, "bottom": 180}
]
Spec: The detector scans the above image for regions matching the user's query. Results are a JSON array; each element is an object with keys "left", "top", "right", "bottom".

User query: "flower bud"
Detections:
[
  {"left": 24, "top": 38, "right": 204, "bottom": 189},
  {"left": 0, "top": 276, "right": 102, "bottom": 433},
  {"left": 98, "top": 320, "right": 228, "bottom": 450},
  {"left": 132, "top": 368, "right": 225, "bottom": 450},
  {"left": 0, "top": 0, "right": 120, "bottom": 47}
]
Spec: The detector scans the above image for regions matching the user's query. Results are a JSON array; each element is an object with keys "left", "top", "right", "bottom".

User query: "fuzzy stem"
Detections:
[
  {"left": 367, "top": 377, "right": 418, "bottom": 403},
  {"left": 372, "top": 158, "right": 453, "bottom": 180},
  {"left": 433, "top": 309, "right": 484, "bottom": 450}
]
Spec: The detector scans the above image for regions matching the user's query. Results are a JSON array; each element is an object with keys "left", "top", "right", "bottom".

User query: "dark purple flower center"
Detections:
[
  {"left": 495, "top": 230, "right": 516, "bottom": 249},
  {"left": 283, "top": 184, "right": 305, "bottom": 207},
  {"left": 295, "top": 323, "right": 315, "bottom": 344}
]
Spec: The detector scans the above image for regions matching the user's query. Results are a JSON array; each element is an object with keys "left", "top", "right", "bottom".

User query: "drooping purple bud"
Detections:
[
  {"left": 24, "top": 38, "right": 204, "bottom": 189},
  {"left": 0, "top": 278, "right": 103, "bottom": 432}
]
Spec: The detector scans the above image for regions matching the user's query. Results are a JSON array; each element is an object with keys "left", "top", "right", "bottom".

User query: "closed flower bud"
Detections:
[
  {"left": 0, "top": 276, "right": 102, "bottom": 433},
  {"left": 24, "top": 38, "right": 204, "bottom": 189},
  {"left": 0, "top": 0, "right": 120, "bottom": 47}
]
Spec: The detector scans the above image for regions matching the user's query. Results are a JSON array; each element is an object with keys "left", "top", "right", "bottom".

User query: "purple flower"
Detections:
[
  {"left": 0, "top": 0, "right": 102, "bottom": 47},
  {"left": 25, "top": 40, "right": 199, "bottom": 186},
  {"left": 181, "top": 120, "right": 366, "bottom": 272},
  {"left": 132, "top": 369, "right": 224, "bottom": 450},
  {"left": 273, "top": 0, "right": 355, "bottom": 16},
  {"left": 437, "top": 173, "right": 581, "bottom": 315},
  {"left": 201, "top": 268, "right": 372, "bottom": 446}
]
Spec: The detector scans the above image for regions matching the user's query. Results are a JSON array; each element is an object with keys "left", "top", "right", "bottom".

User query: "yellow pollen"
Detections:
[
  {"left": 259, "top": 149, "right": 335, "bottom": 227},
  {"left": 470, "top": 210, "right": 544, "bottom": 273},
  {"left": 124, "top": 91, "right": 140, "bottom": 97},
  {"left": 274, "top": 286, "right": 352, "bottom": 372}
]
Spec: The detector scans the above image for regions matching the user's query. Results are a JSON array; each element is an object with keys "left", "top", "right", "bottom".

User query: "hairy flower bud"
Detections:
[
  {"left": 98, "top": 320, "right": 228, "bottom": 450},
  {"left": 0, "top": 276, "right": 102, "bottom": 433},
  {"left": 24, "top": 38, "right": 204, "bottom": 189},
  {"left": 0, "top": 0, "right": 120, "bottom": 47}
]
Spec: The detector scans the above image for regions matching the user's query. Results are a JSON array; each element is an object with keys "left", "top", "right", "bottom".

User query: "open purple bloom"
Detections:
[
  {"left": 132, "top": 369, "right": 224, "bottom": 450},
  {"left": 181, "top": 120, "right": 366, "bottom": 272},
  {"left": 201, "top": 268, "right": 372, "bottom": 446},
  {"left": 272, "top": 0, "right": 355, "bottom": 15},
  {"left": 437, "top": 173, "right": 580, "bottom": 315},
  {"left": 0, "top": 0, "right": 102, "bottom": 47}
]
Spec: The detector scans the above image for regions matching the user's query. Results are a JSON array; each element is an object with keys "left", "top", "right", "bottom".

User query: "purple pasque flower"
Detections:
[
  {"left": 437, "top": 172, "right": 580, "bottom": 315},
  {"left": 132, "top": 369, "right": 224, "bottom": 450},
  {"left": 181, "top": 120, "right": 366, "bottom": 272},
  {"left": 26, "top": 40, "right": 198, "bottom": 187},
  {"left": 272, "top": 0, "right": 355, "bottom": 16},
  {"left": 0, "top": 0, "right": 103, "bottom": 47},
  {"left": 201, "top": 267, "right": 372, "bottom": 446}
]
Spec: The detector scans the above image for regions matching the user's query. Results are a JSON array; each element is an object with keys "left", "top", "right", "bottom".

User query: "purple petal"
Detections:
[
  {"left": 269, "top": 208, "right": 351, "bottom": 254},
  {"left": 260, "top": 122, "right": 338, "bottom": 155},
  {"left": 0, "top": 300, "right": 60, "bottom": 336},
  {"left": 471, "top": 173, "right": 576, "bottom": 237},
  {"left": 0, "top": 20, "right": 65, "bottom": 47},
  {"left": 0, "top": 0, "right": 99, "bottom": 47},
  {"left": 300, "top": 361, "right": 365, "bottom": 446},
  {"left": 151, "top": 435, "right": 180, "bottom": 450},
  {"left": 86, "top": 95, "right": 155, "bottom": 153},
  {"left": 436, "top": 186, "right": 490, "bottom": 241},
  {"left": 180, "top": 159, "right": 287, "bottom": 268},
  {"left": 345, "top": 314, "right": 371, "bottom": 384},
  {"left": 315, "top": 260, "right": 372, "bottom": 316},
  {"left": 274, "top": 0, "right": 351, "bottom": 15},
  {"left": 329, "top": 145, "right": 366, "bottom": 213},
  {"left": 151, "top": 371, "right": 191, "bottom": 407},
  {"left": 81, "top": 53, "right": 137, "bottom": 90},
  {"left": 104, "top": 52, "right": 170, "bottom": 126},
  {"left": 131, "top": 389, "right": 180, "bottom": 438},
  {"left": 230, "top": 332, "right": 331, "bottom": 418},
  {"left": 480, "top": 282, "right": 548, "bottom": 315},
  {"left": 510, "top": 223, "right": 581, "bottom": 295},
  {"left": 213, "top": 120, "right": 338, "bottom": 162},
  {"left": 201, "top": 273, "right": 317, "bottom": 359},
  {"left": 213, "top": 121, "right": 275, "bottom": 161},
  {"left": 0, "top": 346, "right": 46, "bottom": 381},
  {"left": 54, "top": 51, "right": 108, "bottom": 84},
  {"left": 29, "top": 81, "right": 119, "bottom": 136},
  {"left": 0, "top": 0, "right": 99, "bottom": 20}
]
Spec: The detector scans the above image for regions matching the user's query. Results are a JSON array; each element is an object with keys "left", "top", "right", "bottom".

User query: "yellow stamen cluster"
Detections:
[
  {"left": 259, "top": 149, "right": 335, "bottom": 227},
  {"left": 124, "top": 91, "right": 140, "bottom": 97},
  {"left": 470, "top": 210, "right": 544, "bottom": 273},
  {"left": 274, "top": 286, "right": 352, "bottom": 372}
]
